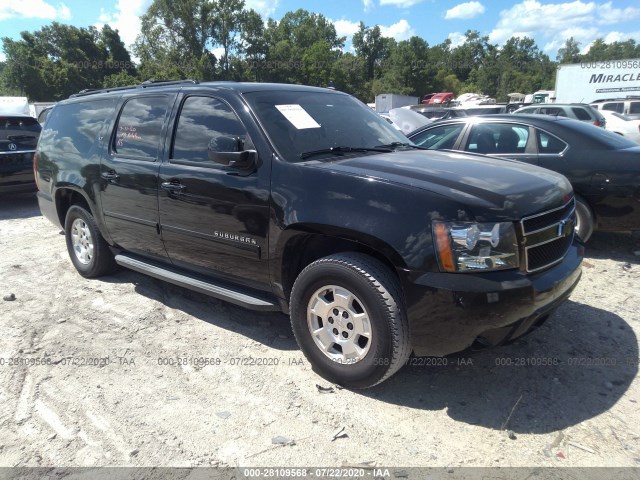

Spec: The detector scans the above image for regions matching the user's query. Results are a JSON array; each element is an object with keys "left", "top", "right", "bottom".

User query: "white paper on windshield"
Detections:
[{"left": 275, "top": 104, "right": 321, "bottom": 129}]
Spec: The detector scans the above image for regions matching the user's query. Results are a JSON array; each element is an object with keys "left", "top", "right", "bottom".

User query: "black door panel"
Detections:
[
  {"left": 159, "top": 94, "right": 271, "bottom": 290},
  {"left": 100, "top": 94, "right": 174, "bottom": 260}
]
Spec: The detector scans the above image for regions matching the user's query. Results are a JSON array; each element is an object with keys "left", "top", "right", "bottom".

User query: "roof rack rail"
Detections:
[
  {"left": 70, "top": 79, "right": 199, "bottom": 98},
  {"left": 591, "top": 95, "right": 640, "bottom": 103}
]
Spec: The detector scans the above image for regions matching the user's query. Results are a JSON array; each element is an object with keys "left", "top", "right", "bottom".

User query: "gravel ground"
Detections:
[{"left": 0, "top": 193, "right": 639, "bottom": 471}]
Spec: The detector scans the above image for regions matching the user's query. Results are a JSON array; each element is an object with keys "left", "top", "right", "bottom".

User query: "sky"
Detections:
[{"left": 1, "top": 0, "right": 640, "bottom": 62}]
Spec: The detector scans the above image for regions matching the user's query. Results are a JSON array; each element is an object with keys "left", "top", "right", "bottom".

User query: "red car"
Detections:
[{"left": 427, "top": 92, "right": 454, "bottom": 105}]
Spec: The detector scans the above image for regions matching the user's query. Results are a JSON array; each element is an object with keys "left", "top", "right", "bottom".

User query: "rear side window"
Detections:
[
  {"left": 411, "top": 124, "right": 464, "bottom": 149},
  {"left": 537, "top": 130, "right": 567, "bottom": 154},
  {"left": 114, "top": 96, "right": 169, "bottom": 159},
  {"left": 571, "top": 107, "right": 592, "bottom": 121},
  {"left": 0, "top": 116, "right": 41, "bottom": 151},
  {"left": 41, "top": 100, "right": 115, "bottom": 155},
  {"left": 603, "top": 102, "right": 624, "bottom": 113},
  {"left": 171, "top": 96, "right": 253, "bottom": 163},
  {"left": 0, "top": 117, "right": 40, "bottom": 131},
  {"left": 629, "top": 102, "right": 640, "bottom": 114}
]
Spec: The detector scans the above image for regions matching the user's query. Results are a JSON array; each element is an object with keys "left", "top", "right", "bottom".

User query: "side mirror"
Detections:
[{"left": 207, "top": 136, "right": 258, "bottom": 170}]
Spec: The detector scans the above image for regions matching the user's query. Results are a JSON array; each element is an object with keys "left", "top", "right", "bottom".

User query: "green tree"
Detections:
[
  {"left": 352, "top": 23, "right": 388, "bottom": 81},
  {"left": 211, "top": 0, "right": 246, "bottom": 74},
  {"left": 238, "top": 9, "right": 267, "bottom": 81},
  {"left": 261, "top": 9, "right": 344, "bottom": 85},
  {"left": 557, "top": 37, "right": 581, "bottom": 64},
  {"left": 135, "top": 0, "right": 216, "bottom": 80},
  {"left": 2, "top": 22, "right": 134, "bottom": 100}
]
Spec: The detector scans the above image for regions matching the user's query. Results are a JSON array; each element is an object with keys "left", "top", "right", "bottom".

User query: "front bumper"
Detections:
[{"left": 403, "top": 241, "right": 583, "bottom": 356}]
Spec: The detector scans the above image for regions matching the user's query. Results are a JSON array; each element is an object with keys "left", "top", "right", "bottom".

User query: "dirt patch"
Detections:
[{"left": 1, "top": 193, "right": 639, "bottom": 468}]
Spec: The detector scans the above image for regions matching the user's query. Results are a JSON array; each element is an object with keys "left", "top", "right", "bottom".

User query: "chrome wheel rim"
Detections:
[
  {"left": 307, "top": 285, "right": 372, "bottom": 364},
  {"left": 71, "top": 218, "right": 94, "bottom": 265}
]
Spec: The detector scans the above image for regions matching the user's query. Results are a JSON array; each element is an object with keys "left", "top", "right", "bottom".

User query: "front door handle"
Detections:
[
  {"left": 161, "top": 181, "right": 186, "bottom": 193},
  {"left": 101, "top": 171, "right": 120, "bottom": 182}
]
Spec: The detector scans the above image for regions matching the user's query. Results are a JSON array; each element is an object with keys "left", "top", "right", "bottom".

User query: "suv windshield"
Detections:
[
  {"left": 244, "top": 90, "right": 409, "bottom": 162},
  {"left": 0, "top": 116, "right": 41, "bottom": 152}
]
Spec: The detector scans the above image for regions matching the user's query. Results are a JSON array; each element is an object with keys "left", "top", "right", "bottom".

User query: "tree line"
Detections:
[{"left": 1, "top": 0, "right": 639, "bottom": 102}]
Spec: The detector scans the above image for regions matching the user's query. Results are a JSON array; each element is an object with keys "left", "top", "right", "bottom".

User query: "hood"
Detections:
[
  {"left": 388, "top": 108, "right": 432, "bottom": 134},
  {"left": 309, "top": 150, "right": 573, "bottom": 220}
]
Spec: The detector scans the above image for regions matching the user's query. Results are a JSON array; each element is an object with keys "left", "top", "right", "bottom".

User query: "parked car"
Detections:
[
  {"left": 590, "top": 97, "right": 640, "bottom": 120},
  {"left": 600, "top": 110, "right": 640, "bottom": 143},
  {"left": 513, "top": 103, "right": 606, "bottom": 128},
  {"left": 410, "top": 106, "right": 460, "bottom": 120},
  {"left": 420, "top": 93, "right": 437, "bottom": 104},
  {"left": 423, "top": 92, "right": 454, "bottom": 105},
  {"left": 36, "top": 81, "right": 582, "bottom": 388},
  {"left": 411, "top": 105, "right": 508, "bottom": 122},
  {"left": 408, "top": 114, "right": 640, "bottom": 241},
  {"left": 0, "top": 115, "right": 41, "bottom": 194}
]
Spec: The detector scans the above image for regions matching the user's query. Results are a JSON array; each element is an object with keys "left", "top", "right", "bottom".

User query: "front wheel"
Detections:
[
  {"left": 65, "top": 205, "right": 116, "bottom": 278},
  {"left": 289, "top": 253, "right": 410, "bottom": 389}
]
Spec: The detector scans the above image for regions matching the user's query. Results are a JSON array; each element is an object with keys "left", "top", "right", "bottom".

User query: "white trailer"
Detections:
[
  {"left": 374, "top": 94, "right": 419, "bottom": 113},
  {"left": 0, "top": 96, "right": 30, "bottom": 116},
  {"left": 554, "top": 59, "right": 640, "bottom": 103}
]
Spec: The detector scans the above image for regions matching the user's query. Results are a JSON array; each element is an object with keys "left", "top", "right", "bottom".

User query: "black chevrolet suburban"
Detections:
[{"left": 35, "top": 80, "right": 583, "bottom": 388}]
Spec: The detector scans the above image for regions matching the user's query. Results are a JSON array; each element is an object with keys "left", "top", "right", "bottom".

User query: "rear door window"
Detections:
[
  {"left": 629, "top": 102, "right": 640, "bottom": 114},
  {"left": 113, "top": 96, "right": 170, "bottom": 160},
  {"left": 539, "top": 107, "right": 567, "bottom": 116},
  {"left": 465, "top": 123, "right": 529, "bottom": 155},
  {"left": 410, "top": 124, "right": 465, "bottom": 149}
]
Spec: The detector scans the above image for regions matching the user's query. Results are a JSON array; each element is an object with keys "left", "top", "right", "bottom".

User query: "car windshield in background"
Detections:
[
  {"left": 244, "top": 91, "right": 409, "bottom": 162},
  {"left": 0, "top": 116, "right": 41, "bottom": 151}
]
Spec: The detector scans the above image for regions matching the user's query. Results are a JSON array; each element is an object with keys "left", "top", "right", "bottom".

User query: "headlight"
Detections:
[{"left": 433, "top": 221, "right": 519, "bottom": 272}]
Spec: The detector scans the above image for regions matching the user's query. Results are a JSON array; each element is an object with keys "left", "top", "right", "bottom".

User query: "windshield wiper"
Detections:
[
  {"left": 299, "top": 145, "right": 392, "bottom": 160},
  {"left": 375, "top": 142, "right": 428, "bottom": 150}
]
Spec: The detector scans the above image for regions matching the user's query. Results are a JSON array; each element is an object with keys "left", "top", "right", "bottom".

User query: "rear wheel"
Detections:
[
  {"left": 574, "top": 196, "right": 594, "bottom": 242},
  {"left": 65, "top": 205, "right": 116, "bottom": 278},
  {"left": 289, "top": 253, "right": 410, "bottom": 389}
]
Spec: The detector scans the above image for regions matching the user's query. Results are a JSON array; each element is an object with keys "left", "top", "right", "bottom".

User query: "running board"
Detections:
[{"left": 115, "top": 254, "right": 280, "bottom": 312}]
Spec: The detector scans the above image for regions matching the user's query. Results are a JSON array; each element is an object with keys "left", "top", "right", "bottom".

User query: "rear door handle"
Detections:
[
  {"left": 161, "top": 181, "right": 186, "bottom": 193},
  {"left": 101, "top": 171, "right": 120, "bottom": 181}
]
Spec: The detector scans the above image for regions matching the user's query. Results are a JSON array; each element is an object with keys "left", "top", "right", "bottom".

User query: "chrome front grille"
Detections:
[{"left": 520, "top": 198, "right": 576, "bottom": 272}]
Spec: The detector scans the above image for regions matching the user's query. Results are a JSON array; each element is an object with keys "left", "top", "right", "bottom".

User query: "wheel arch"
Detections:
[
  {"left": 274, "top": 224, "right": 406, "bottom": 304},
  {"left": 54, "top": 186, "right": 91, "bottom": 227},
  {"left": 54, "top": 186, "right": 113, "bottom": 244}
]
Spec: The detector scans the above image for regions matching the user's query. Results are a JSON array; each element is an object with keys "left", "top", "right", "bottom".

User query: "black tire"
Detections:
[
  {"left": 289, "top": 253, "right": 410, "bottom": 389},
  {"left": 575, "top": 196, "right": 594, "bottom": 242},
  {"left": 64, "top": 205, "right": 116, "bottom": 278}
]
